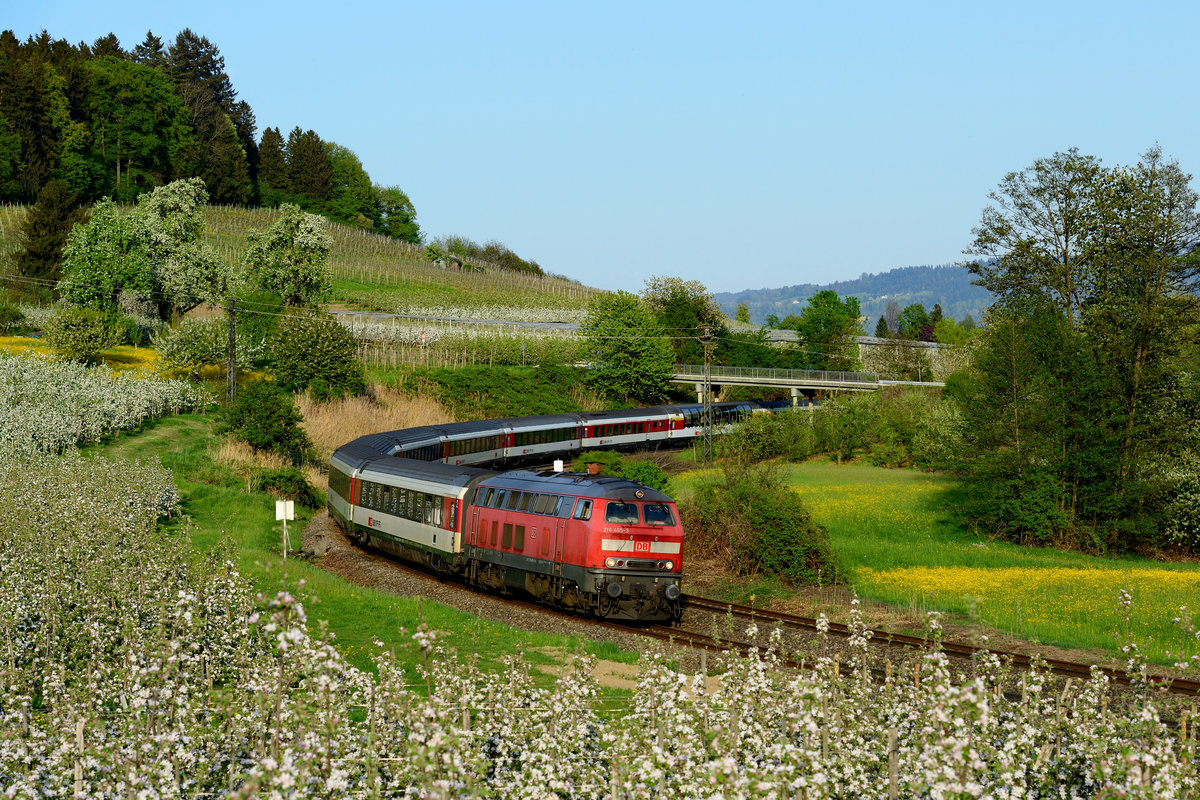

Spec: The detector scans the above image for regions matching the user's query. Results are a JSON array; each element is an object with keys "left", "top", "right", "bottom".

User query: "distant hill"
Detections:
[{"left": 715, "top": 264, "right": 993, "bottom": 328}]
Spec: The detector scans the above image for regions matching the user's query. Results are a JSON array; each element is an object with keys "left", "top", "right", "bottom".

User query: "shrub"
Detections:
[
  {"left": 154, "top": 317, "right": 258, "bottom": 378},
  {"left": 253, "top": 466, "right": 324, "bottom": 508},
  {"left": 0, "top": 303, "right": 25, "bottom": 333},
  {"left": 223, "top": 380, "right": 312, "bottom": 462},
  {"left": 682, "top": 468, "right": 836, "bottom": 585},
  {"left": 270, "top": 312, "right": 365, "bottom": 397},
  {"left": 573, "top": 450, "right": 672, "bottom": 493},
  {"left": 45, "top": 306, "right": 123, "bottom": 362}
]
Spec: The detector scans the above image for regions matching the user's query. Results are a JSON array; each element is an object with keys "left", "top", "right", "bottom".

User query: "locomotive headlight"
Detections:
[
  {"left": 665, "top": 560, "right": 675, "bottom": 571},
  {"left": 605, "top": 557, "right": 616, "bottom": 568}
]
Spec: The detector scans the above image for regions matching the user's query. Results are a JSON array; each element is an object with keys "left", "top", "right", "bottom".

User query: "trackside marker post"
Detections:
[{"left": 276, "top": 499, "right": 295, "bottom": 561}]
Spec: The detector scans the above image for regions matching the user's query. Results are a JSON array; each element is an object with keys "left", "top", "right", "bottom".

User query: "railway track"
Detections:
[
  {"left": 338, "top": 533, "right": 1200, "bottom": 696},
  {"left": 679, "top": 595, "right": 1200, "bottom": 695}
]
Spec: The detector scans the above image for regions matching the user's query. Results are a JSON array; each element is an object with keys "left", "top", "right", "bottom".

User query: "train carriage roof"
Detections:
[
  {"left": 479, "top": 469, "right": 675, "bottom": 503},
  {"left": 362, "top": 457, "right": 495, "bottom": 487},
  {"left": 491, "top": 413, "right": 582, "bottom": 431}
]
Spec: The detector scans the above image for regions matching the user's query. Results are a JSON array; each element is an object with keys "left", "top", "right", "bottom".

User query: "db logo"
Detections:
[
  {"left": 633, "top": 541, "right": 650, "bottom": 553},
  {"left": 368, "top": 516, "right": 381, "bottom": 528}
]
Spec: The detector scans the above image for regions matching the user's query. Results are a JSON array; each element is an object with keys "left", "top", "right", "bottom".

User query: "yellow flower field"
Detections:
[
  {"left": 857, "top": 564, "right": 1200, "bottom": 657},
  {"left": 0, "top": 336, "right": 162, "bottom": 376}
]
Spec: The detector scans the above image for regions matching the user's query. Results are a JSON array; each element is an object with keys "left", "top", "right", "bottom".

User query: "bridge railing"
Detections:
[{"left": 672, "top": 364, "right": 880, "bottom": 384}]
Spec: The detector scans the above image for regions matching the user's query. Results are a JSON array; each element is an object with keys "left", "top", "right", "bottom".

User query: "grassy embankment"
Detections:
[
  {"left": 88, "top": 411, "right": 637, "bottom": 678},
  {"left": 673, "top": 460, "right": 1200, "bottom": 664}
]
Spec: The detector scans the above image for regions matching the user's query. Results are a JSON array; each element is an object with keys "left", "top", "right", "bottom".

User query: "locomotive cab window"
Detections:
[
  {"left": 643, "top": 502, "right": 675, "bottom": 526},
  {"left": 605, "top": 501, "right": 639, "bottom": 524},
  {"left": 573, "top": 499, "right": 592, "bottom": 520}
]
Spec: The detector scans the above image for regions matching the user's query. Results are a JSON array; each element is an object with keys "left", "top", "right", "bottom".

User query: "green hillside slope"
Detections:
[{"left": 0, "top": 204, "right": 598, "bottom": 316}]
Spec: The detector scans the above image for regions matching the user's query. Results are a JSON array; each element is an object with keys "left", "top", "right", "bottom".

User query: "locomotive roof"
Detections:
[{"left": 480, "top": 469, "right": 675, "bottom": 503}]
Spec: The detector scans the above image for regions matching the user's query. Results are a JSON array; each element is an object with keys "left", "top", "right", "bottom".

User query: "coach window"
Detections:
[
  {"left": 502, "top": 523, "right": 513, "bottom": 549},
  {"left": 605, "top": 501, "right": 639, "bottom": 524},
  {"left": 573, "top": 499, "right": 592, "bottom": 521}
]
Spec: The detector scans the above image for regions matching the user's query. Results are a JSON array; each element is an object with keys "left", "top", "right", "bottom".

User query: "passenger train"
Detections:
[{"left": 327, "top": 402, "right": 760, "bottom": 621}]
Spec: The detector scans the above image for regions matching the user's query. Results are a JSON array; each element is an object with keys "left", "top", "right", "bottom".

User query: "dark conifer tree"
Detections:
[
  {"left": 167, "top": 29, "right": 236, "bottom": 113},
  {"left": 16, "top": 179, "right": 89, "bottom": 286},
  {"left": 167, "top": 30, "right": 249, "bottom": 203},
  {"left": 231, "top": 101, "right": 259, "bottom": 182},
  {"left": 131, "top": 31, "right": 167, "bottom": 69},
  {"left": 286, "top": 127, "right": 332, "bottom": 202},
  {"left": 91, "top": 33, "right": 123, "bottom": 58},
  {"left": 0, "top": 52, "right": 59, "bottom": 200},
  {"left": 256, "top": 126, "right": 288, "bottom": 203},
  {"left": 874, "top": 315, "right": 889, "bottom": 338}
]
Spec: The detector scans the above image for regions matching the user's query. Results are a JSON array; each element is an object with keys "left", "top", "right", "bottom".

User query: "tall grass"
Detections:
[{"left": 297, "top": 385, "right": 453, "bottom": 461}]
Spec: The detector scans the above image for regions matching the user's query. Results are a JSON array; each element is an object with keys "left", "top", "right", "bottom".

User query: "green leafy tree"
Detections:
[
  {"left": 735, "top": 302, "right": 750, "bottom": 324},
  {"left": 137, "top": 177, "right": 230, "bottom": 316},
  {"left": 245, "top": 204, "right": 333, "bottom": 307},
  {"left": 374, "top": 184, "right": 421, "bottom": 243},
  {"left": 963, "top": 146, "right": 1200, "bottom": 550},
  {"left": 16, "top": 179, "right": 89, "bottom": 287},
  {"left": 57, "top": 179, "right": 229, "bottom": 318},
  {"left": 640, "top": 275, "right": 726, "bottom": 364},
  {"left": 269, "top": 311, "right": 365, "bottom": 398},
  {"left": 325, "top": 143, "right": 377, "bottom": 228},
  {"left": 966, "top": 147, "right": 1103, "bottom": 325},
  {"left": 897, "top": 303, "right": 930, "bottom": 340},
  {"left": 781, "top": 290, "right": 862, "bottom": 370},
  {"left": 579, "top": 290, "right": 674, "bottom": 404},
  {"left": 82, "top": 56, "right": 193, "bottom": 199},
  {"left": 933, "top": 316, "right": 972, "bottom": 347},
  {"left": 57, "top": 199, "right": 152, "bottom": 311}
]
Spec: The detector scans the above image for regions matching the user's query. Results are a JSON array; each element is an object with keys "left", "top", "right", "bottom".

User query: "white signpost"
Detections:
[{"left": 275, "top": 499, "right": 295, "bottom": 562}]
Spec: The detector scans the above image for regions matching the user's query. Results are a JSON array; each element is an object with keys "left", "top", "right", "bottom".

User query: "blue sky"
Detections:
[{"left": 11, "top": 1, "right": 1200, "bottom": 293}]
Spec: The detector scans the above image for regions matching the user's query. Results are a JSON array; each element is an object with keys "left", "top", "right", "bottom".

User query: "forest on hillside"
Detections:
[
  {"left": 0, "top": 28, "right": 548, "bottom": 276},
  {"left": 715, "top": 263, "right": 993, "bottom": 327}
]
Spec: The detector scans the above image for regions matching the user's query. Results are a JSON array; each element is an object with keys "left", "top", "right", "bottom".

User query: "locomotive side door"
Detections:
[{"left": 552, "top": 518, "right": 565, "bottom": 576}]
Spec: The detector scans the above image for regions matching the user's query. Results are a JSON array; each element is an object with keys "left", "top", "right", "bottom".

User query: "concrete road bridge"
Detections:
[{"left": 672, "top": 364, "right": 944, "bottom": 405}]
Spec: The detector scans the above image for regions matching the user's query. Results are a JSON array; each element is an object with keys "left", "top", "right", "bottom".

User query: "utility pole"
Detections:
[
  {"left": 227, "top": 298, "right": 237, "bottom": 402},
  {"left": 701, "top": 326, "right": 715, "bottom": 462}
]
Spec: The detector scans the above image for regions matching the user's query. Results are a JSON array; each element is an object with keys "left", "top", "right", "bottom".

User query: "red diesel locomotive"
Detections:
[{"left": 328, "top": 402, "right": 759, "bottom": 621}]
